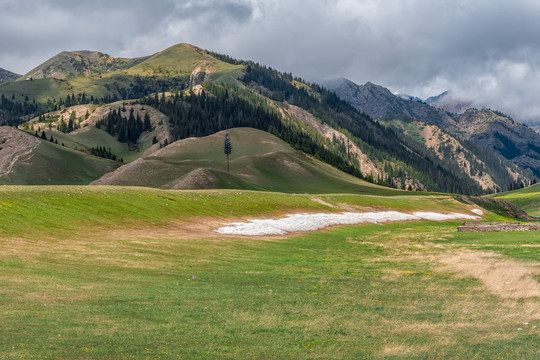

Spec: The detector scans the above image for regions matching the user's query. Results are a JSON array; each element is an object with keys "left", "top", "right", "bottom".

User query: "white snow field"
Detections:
[{"left": 214, "top": 211, "right": 480, "bottom": 236}]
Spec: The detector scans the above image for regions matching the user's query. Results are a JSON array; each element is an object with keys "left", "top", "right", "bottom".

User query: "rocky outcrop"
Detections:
[{"left": 458, "top": 221, "right": 540, "bottom": 232}]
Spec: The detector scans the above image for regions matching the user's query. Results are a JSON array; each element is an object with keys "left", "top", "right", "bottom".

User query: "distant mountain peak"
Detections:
[
  {"left": 0, "top": 67, "right": 21, "bottom": 84},
  {"left": 20, "top": 50, "right": 150, "bottom": 80},
  {"left": 425, "top": 90, "right": 473, "bottom": 114},
  {"left": 324, "top": 78, "right": 456, "bottom": 128}
]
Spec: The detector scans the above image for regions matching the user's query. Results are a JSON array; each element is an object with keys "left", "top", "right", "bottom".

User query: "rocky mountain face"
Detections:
[
  {"left": 325, "top": 78, "right": 539, "bottom": 184},
  {"left": 457, "top": 109, "right": 540, "bottom": 177},
  {"left": 0, "top": 68, "right": 20, "bottom": 85},
  {"left": 324, "top": 78, "right": 457, "bottom": 130}
]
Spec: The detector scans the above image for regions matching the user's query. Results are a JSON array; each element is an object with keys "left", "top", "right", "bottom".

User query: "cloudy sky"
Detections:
[{"left": 2, "top": 0, "right": 540, "bottom": 125}]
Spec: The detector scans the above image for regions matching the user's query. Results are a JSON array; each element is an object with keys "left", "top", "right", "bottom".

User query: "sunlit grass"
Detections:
[{"left": 0, "top": 187, "right": 537, "bottom": 358}]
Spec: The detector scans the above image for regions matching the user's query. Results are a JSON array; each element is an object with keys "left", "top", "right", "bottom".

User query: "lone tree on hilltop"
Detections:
[{"left": 224, "top": 133, "right": 232, "bottom": 172}]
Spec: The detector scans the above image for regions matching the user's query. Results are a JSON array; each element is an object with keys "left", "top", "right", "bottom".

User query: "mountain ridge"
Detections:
[
  {"left": 21, "top": 50, "right": 150, "bottom": 80},
  {"left": 0, "top": 67, "right": 20, "bottom": 85},
  {"left": 326, "top": 77, "right": 540, "bottom": 182},
  {"left": 0, "top": 43, "right": 535, "bottom": 194}
]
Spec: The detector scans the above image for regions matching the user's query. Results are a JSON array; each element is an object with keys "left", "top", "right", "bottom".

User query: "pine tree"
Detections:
[
  {"left": 224, "top": 133, "right": 232, "bottom": 172},
  {"left": 143, "top": 112, "right": 151, "bottom": 131},
  {"left": 68, "top": 111, "right": 76, "bottom": 132}
]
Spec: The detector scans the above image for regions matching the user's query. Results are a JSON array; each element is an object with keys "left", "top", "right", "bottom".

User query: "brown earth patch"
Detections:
[
  {"left": 282, "top": 104, "right": 382, "bottom": 178},
  {"left": 435, "top": 250, "right": 540, "bottom": 300},
  {"left": 0, "top": 126, "right": 40, "bottom": 177}
]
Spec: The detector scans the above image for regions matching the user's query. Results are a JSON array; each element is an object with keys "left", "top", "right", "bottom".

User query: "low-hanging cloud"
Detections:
[{"left": 1, "top": 0, "right": 540, "bottom": 125}]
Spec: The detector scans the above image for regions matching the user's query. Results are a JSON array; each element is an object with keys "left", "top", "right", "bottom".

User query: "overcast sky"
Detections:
[{"left": 2, "top": 0, "right": 540, "bottom": 125}]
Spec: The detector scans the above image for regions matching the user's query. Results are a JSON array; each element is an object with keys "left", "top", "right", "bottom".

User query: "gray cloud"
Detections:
[{"left": 1, "top": 0, "right": 540, "bottom": 125}]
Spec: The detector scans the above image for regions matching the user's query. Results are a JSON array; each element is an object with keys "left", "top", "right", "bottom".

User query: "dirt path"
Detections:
[{"left": 0, "top": 127, "right": 40, "bottom": 177}]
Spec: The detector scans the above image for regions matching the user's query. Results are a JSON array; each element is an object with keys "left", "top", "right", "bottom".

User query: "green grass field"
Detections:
[
  {"left": 490, "top": 183, "right": 540, "bottom": 217},
  {"left": 1, "top": 186, "right": 538, "bottom": 359}
]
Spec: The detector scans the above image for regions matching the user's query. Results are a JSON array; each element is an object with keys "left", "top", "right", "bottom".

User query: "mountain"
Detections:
[
  {"left": 0, "top": 44, "right": 532, "bottom": 194},
  {"left": 121, "top": 43, "right": 243, "bottom": 82},
  {"left": 425, "top": 91, "right": 473, "bottom": 114},
  {"left": 396, "top": 93, "right": 423, "bottom": 102},
  {"left": 324, "top": 78, "right": 457, "bottom": 130},
  {"left": 326, "top": 78, "right": 539, "bottom": 186},
  {"left": 456, "top": 108, "right": 540, "bottom": 177},
  {"left": 21, "top": 50, "right": 149, "bottom": 80},
  {"left": 0, "top": 67, "right": 20, "bottom": 85},
  {"left": 0, "top": 44, "right": 244, "bottom": 105}
]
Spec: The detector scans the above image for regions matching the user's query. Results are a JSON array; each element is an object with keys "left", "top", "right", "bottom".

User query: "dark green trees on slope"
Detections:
[{"left": 96, "top": 107, "right": 151, "bottom": 143}]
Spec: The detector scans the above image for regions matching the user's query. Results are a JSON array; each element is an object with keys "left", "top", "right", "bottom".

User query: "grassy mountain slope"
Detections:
[
  {"left": 0, "top": 137, "right": 119, "bottom": 185},
  {"left": 92, "top": 127, "right": 395, "bottom": 194},
  {"left": 23, "top": 102, "right": 171, "bottom": 162},
  {"left": 489, "top": 182, "right": 540, "bottom": 216},
  {"left": 21, "top": 50, "right": 149, "bottom": 80},
  {"left": 123, "top": 43, "right": 243, "bottom": 80},
  {"left": 2, "top": 43, "right": 530, "bottom": 194},
  {"left": 1, "top": 44, "right": 242, "bottom": 104}
]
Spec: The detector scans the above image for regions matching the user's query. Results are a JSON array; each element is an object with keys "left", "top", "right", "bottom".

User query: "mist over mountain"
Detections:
[{"left": 325, "top": 78, "right": 540, "bottom": 179}]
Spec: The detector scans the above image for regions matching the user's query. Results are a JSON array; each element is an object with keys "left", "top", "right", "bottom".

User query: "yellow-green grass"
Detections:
[
  {"left": 0, "top": 74, "right": 137, "bottom": 103},
  {"left": 0, "top": 140, "right": 118, "bottom": 186},
  {"left": 0, "top": 45, "right": 242, "bottom": 106},
  {"left": 489, "top": 183, "right": 540, "bottom": 217},
  {"left": 122, "top": 43, "right": 243, "bottom": 78},
  {"left": 40, "top": 127, "right": 144, "bottom": 163},
  {"left": 0, "top": 186, "right": 478, "bottom": 238},
  {"left": 0, "top": 186, "right": 537, "bottom": 359}
]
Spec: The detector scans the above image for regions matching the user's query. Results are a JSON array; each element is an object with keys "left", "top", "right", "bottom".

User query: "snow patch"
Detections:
[
  {"left": 214, "top": 211, "right": 479, "bottom": 236},
  {"left": 471, "top": 208, "right": 484, "bottom": 215}
]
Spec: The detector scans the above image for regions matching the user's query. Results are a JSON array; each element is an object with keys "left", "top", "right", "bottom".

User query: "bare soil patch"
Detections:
[
  {"left": 283, "top": 104, "right": 381, "bottom": 178},
  {"left": 435, "top": 250, "right": 540, "bottom": 300},
  {"left": 0, "top": 127, "right": 39, "bottom": 177}
]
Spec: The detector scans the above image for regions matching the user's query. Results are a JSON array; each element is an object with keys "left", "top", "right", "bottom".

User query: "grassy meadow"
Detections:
[
  {"left": 1, "top": 186, "right": 538, "bottom": 359},
  {"left": 490, "top": 183, "right": 540, "bottom": 217}
]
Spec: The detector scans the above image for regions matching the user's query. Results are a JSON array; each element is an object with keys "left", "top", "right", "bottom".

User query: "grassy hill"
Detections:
[
  {"left": 489, "top": 183, "right": 540, "bottom": 216},
  {"left": 0, "top": 137, "right": 119, "bottom": 185},
  {"left": 123, "top": 43, "right": 243, "bottom": 80},
  {"left": 93, "top": 127, "right": 397, "bottom": 194},
  {"left": 21, "top": 50, "right": 148, "bottom": 80}
]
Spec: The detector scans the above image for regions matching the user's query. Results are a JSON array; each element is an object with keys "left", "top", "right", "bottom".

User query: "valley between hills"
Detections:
[{"left": 0, "top": 43, "right": 539, "bottom": 359}]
